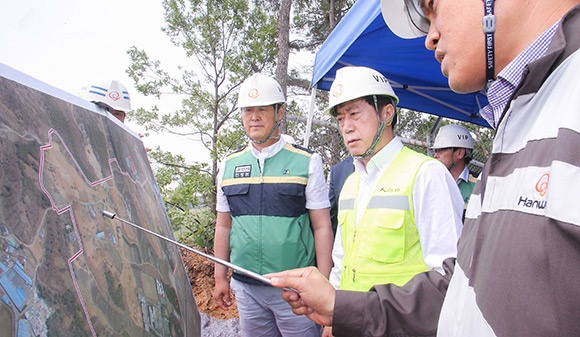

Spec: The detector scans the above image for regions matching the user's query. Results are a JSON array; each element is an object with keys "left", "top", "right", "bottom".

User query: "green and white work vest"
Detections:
[
  {"left": 338, "top": 147, "right": 432, "bottom": 291},
  {"left": 459, "top": 178, "right": 476, "bottom": 206},
  {"left": 221, "top": 143, "right": 316, "bottom": 279}
]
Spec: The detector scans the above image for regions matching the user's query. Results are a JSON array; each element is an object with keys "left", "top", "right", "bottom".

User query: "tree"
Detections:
[
  {"left": 126, "top": 0, "right": 278, "bottom": 248},
  {"left": 126, "top": 0, "right": 424, "bottom": 248},
  {"left": 147, "top": 150, "right": 216, "bottom": 247},
  {"left": 273, "top": 0, "right": 355, "bottom": 165},
  {"left": 293, "top": 0, "right": 356, "bottom": 50},
  {"left": 290, "top": 1, "right": 356, "bottom": 167}
]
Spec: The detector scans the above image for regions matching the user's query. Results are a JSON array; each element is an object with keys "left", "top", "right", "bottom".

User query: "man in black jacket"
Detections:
[{"left": 327, "top": 156, "right": 354, "bottom": 236}]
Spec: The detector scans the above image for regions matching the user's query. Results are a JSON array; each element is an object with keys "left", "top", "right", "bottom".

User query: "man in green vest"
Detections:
[
  {"left": 213, "top": 73, "right": 333, "bottom": 337},
  {"left": 323, "top": 66, "right": 463, "bottom": 337},
  {"left": 431, "top": 124, "right": 477, "bottom": 217}
]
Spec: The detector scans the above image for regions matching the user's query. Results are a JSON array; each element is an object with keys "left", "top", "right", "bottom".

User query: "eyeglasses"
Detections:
[{"left": 434, "top": 147, "right": 452, "bottom": 154}]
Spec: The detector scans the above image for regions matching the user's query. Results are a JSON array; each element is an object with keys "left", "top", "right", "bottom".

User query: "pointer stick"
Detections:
[{"left": 101, "top": 210, "right": 275, "bottom": 286}]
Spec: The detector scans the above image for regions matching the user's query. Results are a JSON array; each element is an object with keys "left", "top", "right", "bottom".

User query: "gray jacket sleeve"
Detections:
[{"left": 332, "top": 258, "right": 455, "bottom": 337}]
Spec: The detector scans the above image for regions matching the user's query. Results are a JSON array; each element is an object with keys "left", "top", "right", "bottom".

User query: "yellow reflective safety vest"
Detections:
[{"left": 338, "top": 147, "right": 432, "bottom": 291}]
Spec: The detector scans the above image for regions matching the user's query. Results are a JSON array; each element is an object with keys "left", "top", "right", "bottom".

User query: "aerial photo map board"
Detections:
[{"left": 0, "top": 63, "right": 201, "bottom": 337}]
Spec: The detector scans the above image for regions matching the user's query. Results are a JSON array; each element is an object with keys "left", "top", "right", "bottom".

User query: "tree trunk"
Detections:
[
  {"left": 276, "top": 0, "right": 292, "bottom": 134},
  {"left": 329, "top": 0, "right": 336, "bottom": 29}
]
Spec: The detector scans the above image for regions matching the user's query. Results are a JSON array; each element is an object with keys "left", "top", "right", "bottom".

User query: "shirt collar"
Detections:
[
  {"left": 457, "top": 165, "right": 470, "bottom": 185},
  {"left": 249, "top": 137, "right": 285, "bottom": 159},
  {"left": 480, "top": 21, "right": 560, "bottom": 128},
  {"left": 353, "top": 137, "right": 403, "bottom": 176}
]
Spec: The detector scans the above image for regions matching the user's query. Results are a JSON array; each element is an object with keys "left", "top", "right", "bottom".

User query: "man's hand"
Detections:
[
  {"left": 268, "top": 266, "right": 335, "bottom": 327},
  {"left": 213, "top": 277, "right": 232, "bottom": 310},
  {"left": 322, "top": 325, "right": 334, "bottom": 337}
]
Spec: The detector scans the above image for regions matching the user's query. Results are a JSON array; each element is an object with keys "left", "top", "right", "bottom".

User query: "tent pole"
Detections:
[
  {"left": 304, "top": 84, "right": 317, "bottom": 148},
  {"left": 427, "top": 116, "right": 443, "bottom": 157}
]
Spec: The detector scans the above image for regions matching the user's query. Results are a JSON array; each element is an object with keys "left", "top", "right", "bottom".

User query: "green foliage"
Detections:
[
  {"left": 127, "top": 0, "right": 279, "bottom": 163},
  {"left": 170, "top": 207, "right": 216, "bottom": 249},
  {"left": 126, "top": 0, "right": 279, "bottom": 247},
  {"left": 397, "top": 109, "right": 440, "bottom": 141},
  {"left": 283, "top": 91, "right": 347, "bottom": 172},
  {"left": 293, "top": 0, "right": 356, "bottom": 50},
  {"left": 148, "top": 148, "right": 216, "bottom": 249},
  {"left": 148, "top": 149, "right": 213, "bottom": 208}
]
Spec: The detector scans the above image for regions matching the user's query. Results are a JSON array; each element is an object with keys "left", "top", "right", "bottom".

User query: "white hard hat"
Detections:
[
  {"left": 81, "top": 79, "right": 132, "bottom": 112},
  {"left": 432, "top": 124, "right": 474, "bottom": 149},
  {"left": 237, "top": 73, "right": 285, "bottom": 108},
  {"left": 381, "top": 0, "right": 430, "bottom": 39},
  {"left": 327, "top": 66, "right": 399, "bottom": 116}
]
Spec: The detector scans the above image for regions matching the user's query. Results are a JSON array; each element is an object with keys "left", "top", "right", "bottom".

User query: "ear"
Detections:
[
  {"left": 277, "top": 104, "right": 286, "bottom": 120},
  {"left": 454, "top": 148, "right": 466, "bottom": 160},
  {"left": 380, "top": 103, "right": 395, "bottom": 124}
]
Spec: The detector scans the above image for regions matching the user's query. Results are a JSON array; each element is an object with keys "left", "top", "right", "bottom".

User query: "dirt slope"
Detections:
[{"left": 180, "top": 248, "right": 239, "bottom": 320}]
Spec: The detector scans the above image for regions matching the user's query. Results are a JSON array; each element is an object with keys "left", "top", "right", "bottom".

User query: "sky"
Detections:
[{"left": 0, "top": 0, "right": 206, "bottom": 163}]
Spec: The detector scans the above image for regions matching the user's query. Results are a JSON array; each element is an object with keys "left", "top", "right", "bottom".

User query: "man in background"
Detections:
[
  {"left": 80, "top": 78, "right": 132, "bottom": 123},
  {"left": 327, "top": 156, "right": 354, "bottom": 236},
  {"left": 432, "top": 124, "right": 476, "bottom": 215}
]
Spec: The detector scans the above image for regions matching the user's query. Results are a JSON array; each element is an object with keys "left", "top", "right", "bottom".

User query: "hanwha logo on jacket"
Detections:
[
  {"left": 517, "top": 173, "right": 549, "bottom": 210},
  {"left": 535, "top": 173, "right": 550, "bottom": 197}
]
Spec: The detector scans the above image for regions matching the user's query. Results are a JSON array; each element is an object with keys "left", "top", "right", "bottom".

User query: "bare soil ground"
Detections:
[{"left": 180, "top": 248, "right": 239, "bottom": 320}]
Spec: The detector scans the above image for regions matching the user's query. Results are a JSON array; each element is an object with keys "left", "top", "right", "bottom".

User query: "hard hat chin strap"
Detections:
[
  {"left": 250, "top": 120, "right": 282, "bottom": 144},
  {"left": 447, "top": 147, "right": 457, "bottom": 171},
  {"left": 448, "top": 161, "right": 456, "bottom": 171},
  {"left": 353, "top": 121, "right": 386, "bottom": 160}
]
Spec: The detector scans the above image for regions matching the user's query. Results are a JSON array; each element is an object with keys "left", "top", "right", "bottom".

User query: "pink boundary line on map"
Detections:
[{"left": 38, "top": 128, "right": 148, "bottom": 336}]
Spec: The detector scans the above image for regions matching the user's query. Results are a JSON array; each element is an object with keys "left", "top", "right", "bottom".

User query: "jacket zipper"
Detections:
[
  {"left": 351, "top": 230, "right": 357, "bottom": 284},
  {"left": 258, "top": 158, "right": 263, "bottom": 272}
]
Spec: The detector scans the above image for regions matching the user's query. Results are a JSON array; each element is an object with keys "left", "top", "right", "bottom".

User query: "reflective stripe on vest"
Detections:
[
  {"left": 340, "top": 195, "right": 410, "bottom": 211},
  {"left": 222, "top": 144, "right": 316, "bottom": 275}
]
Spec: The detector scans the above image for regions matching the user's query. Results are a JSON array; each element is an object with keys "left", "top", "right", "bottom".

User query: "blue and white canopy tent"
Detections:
[{"left": 303, "top": 0, "right": 490, "bottom": 147}]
